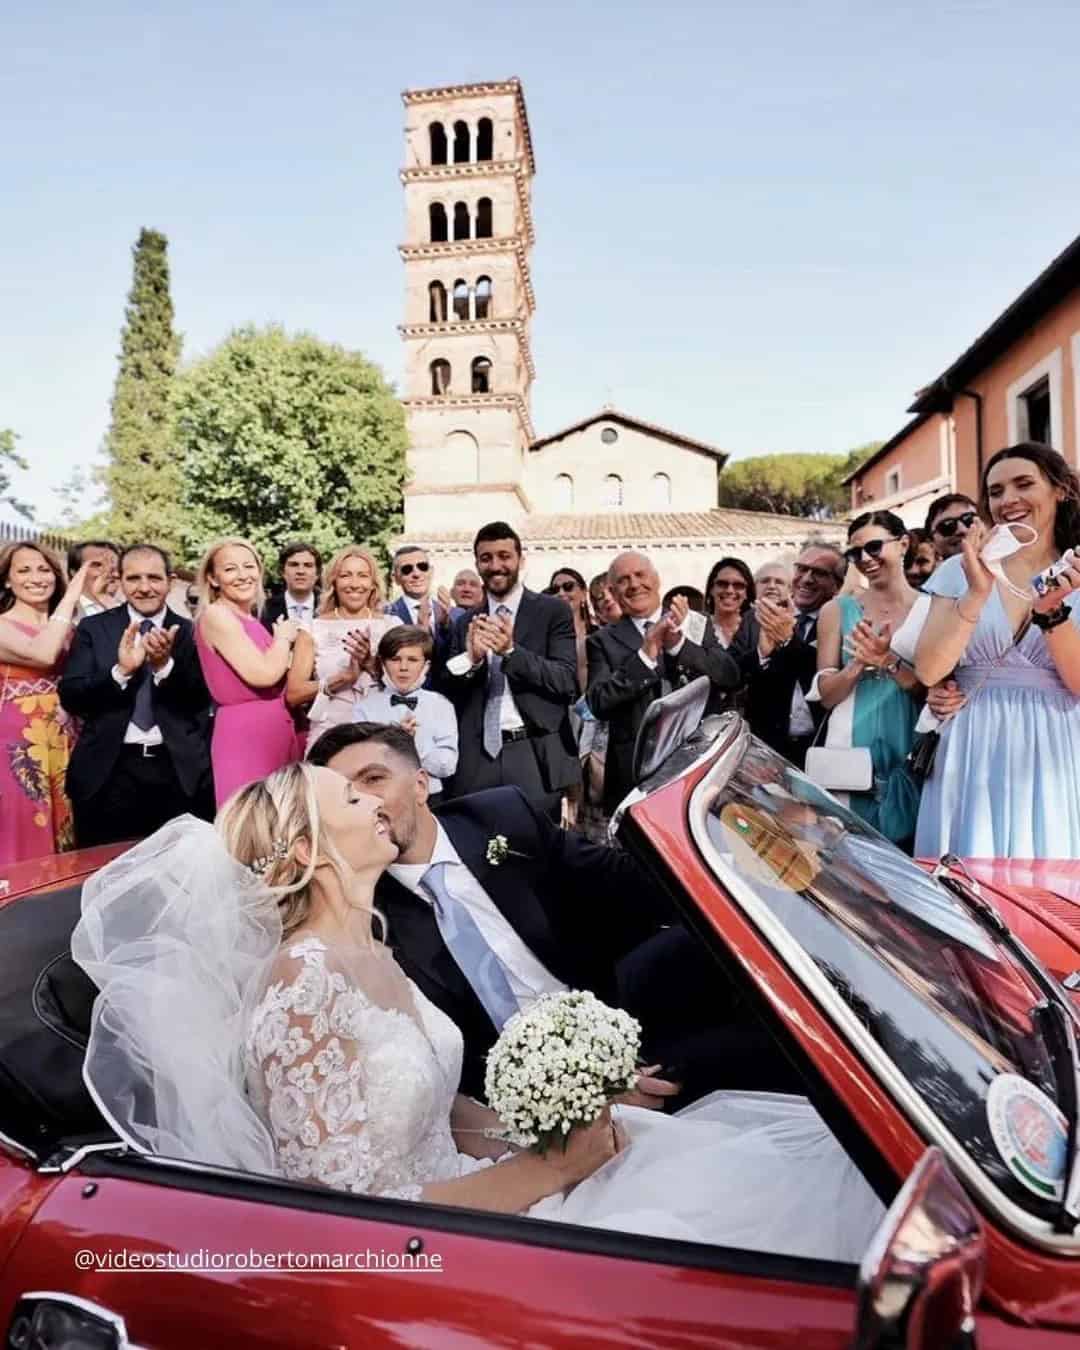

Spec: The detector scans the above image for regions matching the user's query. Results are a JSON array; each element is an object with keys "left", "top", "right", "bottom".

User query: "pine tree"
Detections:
[{"left": 101, "top": 228, "right": 184, "bottom": 551}]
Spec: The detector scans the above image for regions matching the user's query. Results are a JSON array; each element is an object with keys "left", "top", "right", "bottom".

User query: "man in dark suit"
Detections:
[
  {"left": 587, "top": 551, "right": 741, "bottom": 813},
  {"left": 441, "top": 522, "right": 579, "bottom": 812},
  {"left": 308, "top": 721, "right": 695, "bottom": 1107},
  {"left": 260, "top": 541, "right": 321, "bottom": 633},
  {"left": 59, "top": 545, "right": 214, "bottom": 847},
  {"left": 738, "top": 542, "right": 845, "bottom": 767},
  {"left": 385, "top": 544, "right": 452, "bottom": 681}
]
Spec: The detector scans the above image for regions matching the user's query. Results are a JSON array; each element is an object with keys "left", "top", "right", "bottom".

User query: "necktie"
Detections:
[
  {"left": 482, "top": 604, "right": 512, "bottom": 759},
  {"left": 422, "top": 862, "right": 519, "bottom": 1029},
  {"left": 796, "top": 612, "right": 816, "bottom": 645},
  {"left": 390, "top": 693, "right": 418, "bottom": 710},
  {"left": 290, "top": 603, "right": 304, "bottom": 621},
  {"left": 131, "top": 619, "right": 156, "bottom": 732}
]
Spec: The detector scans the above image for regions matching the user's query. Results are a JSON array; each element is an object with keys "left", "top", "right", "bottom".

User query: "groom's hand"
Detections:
[{"left": 616, "top": 1063, "right": 681, "bottom": 1111}]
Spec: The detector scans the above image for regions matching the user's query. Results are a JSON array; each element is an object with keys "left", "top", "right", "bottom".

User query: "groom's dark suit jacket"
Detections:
[{"left": 374, "top": 786, "right": 668, "bottom": 1099}]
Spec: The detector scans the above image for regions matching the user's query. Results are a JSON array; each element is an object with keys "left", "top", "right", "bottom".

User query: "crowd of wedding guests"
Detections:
[{"left": 3, "top": 440, "right": 1080, "bottom": 868}]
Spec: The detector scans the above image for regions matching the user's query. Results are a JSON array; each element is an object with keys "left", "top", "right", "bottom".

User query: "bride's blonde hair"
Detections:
[{"left": 216, "top": 762, "right": 384, "bottom": 941}]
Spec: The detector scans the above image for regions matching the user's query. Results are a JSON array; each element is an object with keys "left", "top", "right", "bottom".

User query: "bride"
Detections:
[{"left": 72, "top": 762, "right": 884, "bottom": 1260}]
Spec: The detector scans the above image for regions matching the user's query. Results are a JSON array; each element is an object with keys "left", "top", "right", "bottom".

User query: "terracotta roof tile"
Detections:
[{"left": 418, "top": 509, "right": 843, "bottom": 545}]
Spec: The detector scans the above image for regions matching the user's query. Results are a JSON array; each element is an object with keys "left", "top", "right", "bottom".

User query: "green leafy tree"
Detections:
[
  {"left": 102, "top": 228, "right": 184, "bottom": 550},
  {"left": 718, "top": 443, "right": 883, "bottom": 517},
  {"left": 1, "top": 428, "right": 32, "bottom": 520},
  {"left": 177, "top": 326, "right": 407, "bottom": 568}
]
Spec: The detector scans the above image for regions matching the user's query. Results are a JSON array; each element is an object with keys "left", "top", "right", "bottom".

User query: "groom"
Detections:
[{"left": 307, "top": 721, "right": 712, "bottom": 1107}]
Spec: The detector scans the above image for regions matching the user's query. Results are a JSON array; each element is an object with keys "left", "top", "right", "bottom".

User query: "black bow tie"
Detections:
[{"left": 390, "top": 693, "right": 418, "bottom": 710}]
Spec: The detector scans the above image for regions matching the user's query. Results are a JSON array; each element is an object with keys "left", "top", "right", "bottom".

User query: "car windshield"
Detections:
[{"left": 692, "top": 732, "right": 1070, "bottom": 1224}]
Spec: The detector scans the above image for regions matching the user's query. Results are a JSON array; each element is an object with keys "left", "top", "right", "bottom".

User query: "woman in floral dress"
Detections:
[{"left": 0, "top": 541, "right": 90, "bottom": 862}]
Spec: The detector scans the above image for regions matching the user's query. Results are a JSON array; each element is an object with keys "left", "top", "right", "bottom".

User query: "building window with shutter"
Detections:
[{"left": 603, "top": 473, "right": 623, "bottom": 508}]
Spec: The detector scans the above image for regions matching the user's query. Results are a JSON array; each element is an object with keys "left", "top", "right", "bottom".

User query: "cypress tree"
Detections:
[{"left": 102, "top": 228, "right": 184, "bottom": 551}]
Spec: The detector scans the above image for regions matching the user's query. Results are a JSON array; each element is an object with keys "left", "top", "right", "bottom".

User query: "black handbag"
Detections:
[{"left": 905, "top": 730, "right": 940, "bottom": 784}]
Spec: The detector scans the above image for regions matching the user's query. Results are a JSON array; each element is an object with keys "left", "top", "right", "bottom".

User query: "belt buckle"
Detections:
[{"left": 140, "top": 743, "right": 158, "bottom": 758}]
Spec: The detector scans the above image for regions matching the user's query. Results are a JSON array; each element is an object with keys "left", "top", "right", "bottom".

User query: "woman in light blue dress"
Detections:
[
  {"left": 815, "top": 511, "right": 923, "bottom": 845},
  {"left": 915, "top": 442, "right": 1080, "bottom": 859}
]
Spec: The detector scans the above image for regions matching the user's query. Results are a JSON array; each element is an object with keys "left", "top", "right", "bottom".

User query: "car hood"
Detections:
[
  {"left": 960, "top": 859, "right": 1080, "bottom": 988},
  {"left": 0, "top": 844, "right": 130, "bottom": 904}
]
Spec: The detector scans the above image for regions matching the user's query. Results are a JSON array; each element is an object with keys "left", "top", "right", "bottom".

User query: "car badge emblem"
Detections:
[{"left": 986, "top": 1072, "right": 1068, "bottom": 1200}]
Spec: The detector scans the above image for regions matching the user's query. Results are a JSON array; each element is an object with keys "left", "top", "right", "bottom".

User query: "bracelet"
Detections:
[
  {"left": 48, "top": 613, "right": 74, "bottom": 627},
  {"left": 1031, "top": 603, "right": 1072, "bottom": 631}
]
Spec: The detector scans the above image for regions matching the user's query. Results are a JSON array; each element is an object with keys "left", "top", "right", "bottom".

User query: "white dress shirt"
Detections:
[
  {"left": 389, "top": 822, "right": 566, "bottom": 1008},
  {"left": 487, "top": 584, "right": 525, "bottom": 731},
  {"left": 353, "top": 682, "right": 458, "bottom": 792},
  {"left": 400, "top": 594, "right": 436, "bottom": 632},
  {"left": 111, "top": 605, "right": 175, "bottom": 747},
  {"left": 284, "top": 591, "right": 315, "bottom": 630}
]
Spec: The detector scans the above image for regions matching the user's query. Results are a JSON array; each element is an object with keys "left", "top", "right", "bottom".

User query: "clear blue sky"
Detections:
[{"left": 5, "top": 0, "right": 1080, "bottom": 523}]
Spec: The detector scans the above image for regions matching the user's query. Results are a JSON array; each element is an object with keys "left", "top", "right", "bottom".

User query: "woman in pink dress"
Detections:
[
  {"left": 194, "top": 539, "right": 298, "bottom": 807},
  {"left": 0, "top": 541, "right": 91, "bottom": 862}
]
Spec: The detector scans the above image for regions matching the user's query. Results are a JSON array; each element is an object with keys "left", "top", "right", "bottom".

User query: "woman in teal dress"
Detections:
[{"left": 814, "top": 510, "right": 924, "bottom": 845}]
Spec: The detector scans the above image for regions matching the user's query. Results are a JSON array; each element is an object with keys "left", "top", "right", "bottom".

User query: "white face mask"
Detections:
[{"left": 980, "top": 522, "right": 1038, "bottom": 599}]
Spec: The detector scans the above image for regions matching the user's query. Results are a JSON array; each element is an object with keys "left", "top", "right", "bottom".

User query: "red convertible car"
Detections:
[{"left": 1, "top": 692, "right": 1079, "bottom": 1348}]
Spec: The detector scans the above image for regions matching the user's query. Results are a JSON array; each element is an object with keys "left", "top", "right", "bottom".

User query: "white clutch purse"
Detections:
[{"left": 803, "top": 746, "right": 874, "bottom": 792}]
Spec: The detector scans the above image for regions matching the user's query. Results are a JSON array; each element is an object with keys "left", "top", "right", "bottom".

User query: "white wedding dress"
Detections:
[{"left": 244, "top": 936, "right": 885, "bottom": 1262}]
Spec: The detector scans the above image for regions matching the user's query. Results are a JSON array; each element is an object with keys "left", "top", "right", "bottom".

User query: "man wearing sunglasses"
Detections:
[
  {"left": 387, "top": 545, "right": 453, "bottom": 677},
  {"left": 925, "top": 494, "right": 979, "bottom": 561}
]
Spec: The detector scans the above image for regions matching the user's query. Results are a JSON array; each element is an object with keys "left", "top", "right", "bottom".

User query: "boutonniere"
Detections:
[{"left": 485, "top": 834, "right": 530, "bottom": 867}]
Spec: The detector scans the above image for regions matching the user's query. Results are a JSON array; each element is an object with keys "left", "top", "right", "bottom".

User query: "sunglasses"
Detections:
[
  {"left": 553, "top": 579, "right": 579, "bottom": 594},
  {"left": 712, "top": 580, "right": 747, "bottom": 592},
  {"left": 933, "top": 511, "right": 977, "bottom": 538},
  {"left": 843, "top": 538, "right": 900, "bottom": 566},
  {"left": 398, "top": 561, "right": 430, "bottom": 576}
]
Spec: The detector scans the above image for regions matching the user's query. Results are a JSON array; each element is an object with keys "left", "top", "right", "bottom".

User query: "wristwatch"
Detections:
[
  {"left": 1032, "top": 603, "right": 1072, "bottom": 631},
  {"left": 882, "top": 656, "right": 901, "bottom": 677}
]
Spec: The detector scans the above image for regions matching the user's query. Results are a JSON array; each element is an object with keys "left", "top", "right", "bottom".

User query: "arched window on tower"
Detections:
[
  {"left": 452, "top": 279, "right": 470, "bottom": 321},
  {"left": 428, "top": 281, "right": 448, "bottom": 323},
  {"left": 553, "top": 473, "right": 574, "bottom": 510},
  {"left": 471, "top": 356, "right": 492, "bottom": 394},
  {"left": 474, "top": 275, "right": 492, "bottom": 319},
  {"left": 429, "top": 203, "right": 448, "bottom": 243},
  {"left": 603, "top": 474, "right": 624, "bottom": 508},
  {"left": 453, "top": 201, "right": 470, "bottom": 241},
  {"left": 477, "top": 118, "right": 494, "bottom": 161},
  {"left": 453, "top": 120, "right": 470, "bottom": 164},
  {"left": 651, "top": 472, "right": 672, "bottom": 508},
  {"left": 429, "top": 359, "right": 451, "bottom": 396},
  {"left": 476, "top": 197, "right": 493, "bottom": 239},
  {"left": 429, "top": 122, "right": 448, "bottom": 165}
]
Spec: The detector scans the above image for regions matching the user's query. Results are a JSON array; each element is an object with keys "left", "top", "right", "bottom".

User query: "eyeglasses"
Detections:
[
  {"left": 793, "top": 563, "right": 835, "bottom": 582},
  {"left": 553, "top": 579, "right": 578, "bottom": 594},
  {"left": 712, "top": 580, "right": 747, "bottom": 592},
  {"left": 398, "top": 561, "right": 430, "bottom": 576},
  {"left": 843, "top": 538, "right": 900, "bottom": 565},
  {"left": 933, "top": 511, "right": 977, "bottom": 538},
  {"left": 185, "top": 592, "right": 199, "bottom": 607}
]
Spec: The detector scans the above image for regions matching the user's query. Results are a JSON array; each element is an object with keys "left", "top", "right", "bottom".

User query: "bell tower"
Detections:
[{"left": 399, "top": 79, "right": 536, "bottom": 534}]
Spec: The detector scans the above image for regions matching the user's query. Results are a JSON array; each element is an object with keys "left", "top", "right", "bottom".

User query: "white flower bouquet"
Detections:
[{"left": 484, "top": 990, "right": 641, "bottom": 1152}]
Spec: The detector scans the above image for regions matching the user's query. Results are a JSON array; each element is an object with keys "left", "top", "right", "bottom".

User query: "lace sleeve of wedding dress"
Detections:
[{"left": 245, "top": 936, "right": 432, "bottom": 1201}]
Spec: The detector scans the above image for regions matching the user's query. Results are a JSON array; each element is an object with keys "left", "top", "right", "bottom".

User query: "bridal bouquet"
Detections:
[{"left": 485, "top": 990, "right": 641, "bottom": 1152}]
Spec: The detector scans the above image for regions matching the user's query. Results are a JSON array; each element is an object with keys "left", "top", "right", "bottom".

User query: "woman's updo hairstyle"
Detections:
[
  {"left": 216, "top": 762, "right": 384, "bottom": 941},
  {"left": 846, "top": 509, "right": 907, "bottom": 541}
]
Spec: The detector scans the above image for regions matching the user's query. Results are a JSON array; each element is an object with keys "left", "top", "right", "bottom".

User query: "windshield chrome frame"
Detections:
[{"left": 688, "top": 722, "right": 1080, "bottom": 1257}]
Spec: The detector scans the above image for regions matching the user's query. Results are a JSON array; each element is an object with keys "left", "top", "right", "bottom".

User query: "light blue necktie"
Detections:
[
  {"left": 482, "top": 604, "right": 512, "bottom": 759},
  {"left": 422, "top": 862, "right": 519, "bottom": 1029}
]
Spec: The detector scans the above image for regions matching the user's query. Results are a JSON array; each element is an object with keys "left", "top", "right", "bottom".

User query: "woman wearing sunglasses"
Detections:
[
  {"left": 914, "top": 442, "right": 1080, "bottom": 859},
  {"left": 548, "top": 568, "right": 603, "bottom": 836},
  {"left": 814, "top": 511, "right": 923, "bottom": 845}
]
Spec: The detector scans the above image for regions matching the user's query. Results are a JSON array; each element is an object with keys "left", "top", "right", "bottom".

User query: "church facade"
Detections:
[{"left": 397, "top": 79, "right": 840, "bottom": 590}]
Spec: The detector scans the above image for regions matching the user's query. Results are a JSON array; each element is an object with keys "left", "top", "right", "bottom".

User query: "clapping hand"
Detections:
[
  {"left": 756, "top": 597, "right": 795, "bottom": 656},
  {"left": 850, "top": 618, "right": 893, "bottom": 668},
  {"left": 466, "top": 616, "right": 492, "bottom": 665},
  {"left": 484, "top": 611, "right": 514, "bottom": 655},
  {"left": 667, "top": 594, "right": 690, "bottom": 630},
  {"left": 273, "top": 615, "right": 298, "bottom": 647},
  {"left": 116, "top": 622, "right": 147, "bottom": 676},
  {"left": 343, "top": 629, "right": 371, "bottom": 668},
  {"left": 399, "top": 713, "right": 418, "bottom": 737},
  {"left": 641, "top": 614, "right": 677, "bottom": 661},
  {"left": 436, "top": 586, "right": 454, "bottom": 624},
  {"left": 143, "top": 625, "right": 177, "bottom": 672}
]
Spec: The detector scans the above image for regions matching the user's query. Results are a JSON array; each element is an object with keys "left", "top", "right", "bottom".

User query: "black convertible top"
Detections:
[{"left": 0, "top": 883, "right": 108, "bottom": 1156}]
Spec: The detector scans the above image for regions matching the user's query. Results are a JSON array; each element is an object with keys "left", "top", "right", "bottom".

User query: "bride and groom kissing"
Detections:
[{"left": 73, "top": 721, "right": 883, "bottom": 1255}]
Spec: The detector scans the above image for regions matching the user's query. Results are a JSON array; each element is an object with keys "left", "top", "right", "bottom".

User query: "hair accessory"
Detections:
[{"left": 248, "top": 838, "right": 289, "bottom": 877}]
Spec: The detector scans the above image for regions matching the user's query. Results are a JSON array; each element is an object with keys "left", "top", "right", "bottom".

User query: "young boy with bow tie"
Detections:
[{"left": 352, "top": 625, "right": 458, "bottom": 795}]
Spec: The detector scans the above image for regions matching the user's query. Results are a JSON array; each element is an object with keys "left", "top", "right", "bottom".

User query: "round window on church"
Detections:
[{"left": 600, "top": 426, "right": 618, "bottom": 445}]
